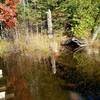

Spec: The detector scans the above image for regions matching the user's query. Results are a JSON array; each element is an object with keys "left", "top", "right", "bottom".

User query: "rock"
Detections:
[{"left": 61, "top": 37, "right": 86, "bottom": 52}]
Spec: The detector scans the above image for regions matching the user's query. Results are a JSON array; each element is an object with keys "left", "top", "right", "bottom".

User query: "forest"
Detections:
[{"left": 0, "top": 0, "right": 100, "bottom": 37}]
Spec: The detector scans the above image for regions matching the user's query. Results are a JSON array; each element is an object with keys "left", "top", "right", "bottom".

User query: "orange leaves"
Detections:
[
  {"left": 0, "top": 0, "right": 20, "bottom": 28},
  {"left": 0, "top": 3, "right": 4, "bottom": 10},
  {"left": 5, "top": 18, "right": 17, "bottom": 28},
  {"left": 6, "top": 0, "right": 20, "bottom": 5},
  {"left": 6, "top": 0, "right": 14, "bottom": 6},
  {"left": 0, "top": 15, "right": 5, "bottom": 21}
]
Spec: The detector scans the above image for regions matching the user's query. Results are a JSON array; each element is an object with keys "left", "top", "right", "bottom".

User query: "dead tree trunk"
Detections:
[
  {"left": 47, "top": 9, "right": 53, "bottom": 38},
  {"left": 47, "top": 9, "right": 57, "bottom": 74}
]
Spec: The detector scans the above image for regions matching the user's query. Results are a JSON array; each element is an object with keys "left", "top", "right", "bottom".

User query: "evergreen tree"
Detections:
[{"left": 17, "top": 0, "right": 100, "bottom": 38}]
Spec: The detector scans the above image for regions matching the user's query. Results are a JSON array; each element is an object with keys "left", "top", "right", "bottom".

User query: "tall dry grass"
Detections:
[
  {"left": 0, "top": 33, "right": 100, "bottom": 100},
  {"left": 2, "top": 34, "right": 67, "bottom": 100},
  {"left": 13, "top": 34, "right": 63, "bottom": 60}
]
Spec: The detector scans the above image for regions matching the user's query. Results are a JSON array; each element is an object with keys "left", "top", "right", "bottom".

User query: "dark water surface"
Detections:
[{"left": 56, "top": 48, "right": 100, "bottom": 100}]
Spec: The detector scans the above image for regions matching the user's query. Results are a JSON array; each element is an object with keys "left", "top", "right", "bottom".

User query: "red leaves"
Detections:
[
  {"left": 6, "top": 0, "right": 20, "bottom": 5},
  {"left": 0, "top": 0, "right": 20, "bottom": 28},
  {"left": 0, "top": 15, "right": 5, "bottom": 21},
  {"left": 5, "top": 18, "right": 17, "bottom": 28},
  {"left": 6, "top": 0, "right": 15, "bottom": 5}
]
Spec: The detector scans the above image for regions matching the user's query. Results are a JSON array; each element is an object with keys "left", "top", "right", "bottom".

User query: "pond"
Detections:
[{"left": 56, "top": 44, "right": 100, "bottom": 100}]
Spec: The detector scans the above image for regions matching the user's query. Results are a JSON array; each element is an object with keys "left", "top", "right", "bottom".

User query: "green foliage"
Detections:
[
  {"left": 0, "top": 0, "right": 5, "bottom": 3},
  {"left": 17, "top": 0, "right": 100, "bottom": 38},
  {"left": 61, "top": 0, "right": 100, "bottom": 38}
]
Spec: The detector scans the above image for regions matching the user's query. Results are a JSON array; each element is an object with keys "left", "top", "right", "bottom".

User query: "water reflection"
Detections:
[
  {"left": 68, "top": 92, "right": 100, "bottom": 100},
  {"left": 69, "top": 91, "right": 83, "bottom": 100},
  {"left": 57, "top": 38, "right": 100, "bottom": 100}
]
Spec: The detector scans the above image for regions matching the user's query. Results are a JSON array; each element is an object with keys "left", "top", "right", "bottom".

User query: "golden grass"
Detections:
[
  {"left": 0, "top": 40, "right": 11, "bottom": 57},
  {"left": 0, "top": 33, "right": 99, "bottom": 60},
  {"left": 0, "top": 34, "right": 64, "bottom": 61}
]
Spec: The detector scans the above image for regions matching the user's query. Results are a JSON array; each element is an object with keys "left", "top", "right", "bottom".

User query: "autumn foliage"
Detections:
[{"left": 0, "top": 0, "right": 20, "bottom": 28}]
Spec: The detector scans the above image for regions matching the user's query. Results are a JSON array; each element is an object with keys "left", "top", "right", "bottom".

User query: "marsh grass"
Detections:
[
  {"left": 0, "top": 40, "right": 11, "bottom": 57},
  {"left": 0, "top": 33, "right": 68, "bottom": 100},
  {"left": 0, "top": 33, "right": 100, "bottom": 99},
  {"left": 0, "top": 33, "right": 64, "bottom": 77}
]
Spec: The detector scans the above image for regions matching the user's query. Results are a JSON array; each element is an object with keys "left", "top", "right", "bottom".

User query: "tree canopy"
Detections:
[
  {"left": 1, "top": 0, "right": 100, "bottom": 38},
  {"left": 0, "top": 0, "right": 20, "bottom": 29}
]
